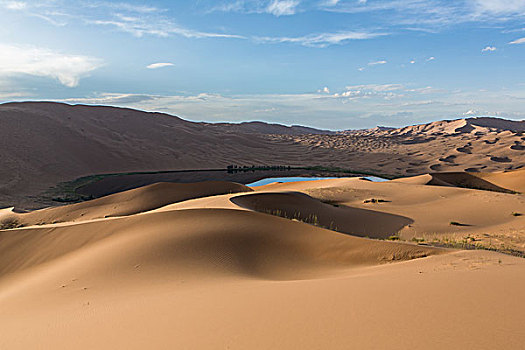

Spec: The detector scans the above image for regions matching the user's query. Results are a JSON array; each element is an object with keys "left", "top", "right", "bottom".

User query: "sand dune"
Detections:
[
  {"left": 0, "top": 102, "right": 524, "bottom": 348},
  {"left": 231, "top": 191, "right": 413, "bottom": 238},
  {"left": 1, "top": 249, "right": 524, "bottom": 349},
  {"left": 1, "top": 102, "right": 523, "bottom": 209},
  {"left": 476, "top": 169, "right": 525, "bottom": 193},
  {"left": 0, "top": 170, "right": 524, "bottom": 348},
  {"left": 0, "top": 208, "right": 438, "bottom": 281},
  {"left": 305, "top": 171, "right": 525, "bottom": 253},
  {"left": 0, "top": 181, "right": 251, "bottom": 227},
  {"left": 394, "top": 171, "right": 520, "bottom": 193},
  {"left": 392, "top": 169, "right": 524, "bottom": 194}
]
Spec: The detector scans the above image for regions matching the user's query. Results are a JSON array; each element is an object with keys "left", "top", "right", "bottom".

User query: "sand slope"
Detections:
[
  {"left": 0, "top": 208, "right": 438, "bottom": 281},
  {"left": 0, "top": 209, "right": 523, "bottom": 348},
  {"left": 394, "top": 171, "right": 522, "bottom": 193},
  {"left": 305, "top": 172, "right": 525, "bottom": 253},
  {"left": 1, "top": 102, "right": 523, "bottom": 209},
  {"left": 0, "top": 181, "right": 252, "bottom": 227},
  {"left": 231, "top": 191, "right": 413, "bottom": 238},
  {"left": 476, "top": 169, "right": 525, "bottom": 193},
  {"left": 1, "top": 174, "right": 525, "bottom": 348}
]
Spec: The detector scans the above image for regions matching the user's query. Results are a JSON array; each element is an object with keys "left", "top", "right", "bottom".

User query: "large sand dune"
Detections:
[
  {"left": 0, "top": 181, "right": 251, "bottom": 227},
  {"left": 230, "top": 191, "right": 413, "bottom": 238},
  {"left": 0, "top": 102, "right": 523, "bottom": 209},
  {"left": 1, "top": 174, "right": 525, "bottom": 349},
  {"left": 1, "top": 102, "right": 524, "bottom": 348}
]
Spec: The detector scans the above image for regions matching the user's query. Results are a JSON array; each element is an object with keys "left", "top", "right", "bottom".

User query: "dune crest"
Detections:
[{"left": 1, "top": 181, "right": 251, "bottom": 228}]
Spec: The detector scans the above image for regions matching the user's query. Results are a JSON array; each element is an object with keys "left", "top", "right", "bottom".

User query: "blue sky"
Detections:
[{"left": 0, "top": 0, "right": 524, "bottom": 129}]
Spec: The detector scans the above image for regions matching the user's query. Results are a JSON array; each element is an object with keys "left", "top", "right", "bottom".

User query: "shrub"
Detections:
[{"left": 0, "top": 218, "right": 22, "bottom": 230}]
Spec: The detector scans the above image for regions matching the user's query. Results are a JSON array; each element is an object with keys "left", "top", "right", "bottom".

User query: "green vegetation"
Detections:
[
  {"left": 449, "top": 221, "right": 470, "bottom": 226},
  {"left": 42, "top": 164, "right": 395, "bottom": 205},
  {"left": 0, "top": 218, "right": 23, "bottom": 230},
  {"left": 363, "top": 198, "right": 390, "bottom": 204},
  {"left": 428, "top": 237, "right": 525, "bottom": 258}
]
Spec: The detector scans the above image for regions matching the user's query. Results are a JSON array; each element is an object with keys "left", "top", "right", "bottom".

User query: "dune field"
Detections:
[
  {"left": 4, "top": 1, "right": 525, "bottom": 347},
  {"left": 0, "top": 103, "right": 524, "bottom": 348},
  {"left": 1, "top": 169, "right": 524, "bottom": 349},
  {"left": 0, "top": 102, "right": 523, "bottom": 209}
]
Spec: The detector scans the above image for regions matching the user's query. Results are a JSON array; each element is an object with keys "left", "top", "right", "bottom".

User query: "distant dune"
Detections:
[
  {"left": 0, "top": 102, "right": 523, "bottom": 210},
  {"left": 203, "top": 120, "right": 334, "bottom": 135}
]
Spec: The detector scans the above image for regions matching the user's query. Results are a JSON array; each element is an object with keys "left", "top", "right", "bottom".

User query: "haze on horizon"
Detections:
[{"left": 0, "top": 0, "right": 524, "bottom": 129}]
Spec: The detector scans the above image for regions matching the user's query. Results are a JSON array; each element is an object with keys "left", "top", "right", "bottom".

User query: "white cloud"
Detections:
[
  {"left": 89, "top": 16, "right": 245, "bottom": 39},
  {"left": 509, "top": 37, "right": 525, "bottom": 44},
  {"left": 256, "top": 30, "right": 386, "bottom": 47},
  {"left": 266, "top": 0, "right": 300, "bottom": 16},
  {"left": 427, "top": 56, "right": 435, "bottom": 61},
  {"left": 0, "top": 44, "right": 102, "bottom": 87},
  {"left": 322, "top": 0, "right": 341, "bottom": 6},
  {"left": 344, "top": 84, "right": 404, "bottom": 92},
  {"left": 473, "top": 0, "right": 525, "bottom": 16},
  {"left": 332, "top": 84, "right": 404, "bottom": 100},
  {"left": 368, "top": 60, "right": 387, "bottom": 66},
  {"left": 146, "top": 62, "right": 174, "bottom": 69},
  {"left": 3, "top": 1, "right": 26, "bottom": 10},
  {"left": 5, "top": 1, "right": 245, "bottom": 40},
  {"left": 331, "top": 83, "right": 447, "bottom": 101},
  {"left": 318, "top": 86, "right": 330, "bottom": 93},
  {"left": 212, "top": 0, "right": 300, "bottom": 16},
  {"left": 55, "top": 86, "right": 525, "bottom": 129},
  {"left": 481, "top": 45, "right": 496, "bottom": 52},
  {"left": 90, "top": 2, "right": 162, "bottom": 14},
  {"left": 321, "top": 0, "right": 525, "bottom": 29},
  {"left": 410, "top": 60, "right": 416, "bottom": 64}
]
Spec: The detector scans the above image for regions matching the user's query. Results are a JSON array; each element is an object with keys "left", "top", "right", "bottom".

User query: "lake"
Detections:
[{"left": 247, "top": 176, "right": 389, "bottom": 187}]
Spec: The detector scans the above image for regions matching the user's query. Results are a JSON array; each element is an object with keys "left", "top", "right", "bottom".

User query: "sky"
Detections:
[{"left": 0, "top": 0, "right": 524, "bottom": 129}]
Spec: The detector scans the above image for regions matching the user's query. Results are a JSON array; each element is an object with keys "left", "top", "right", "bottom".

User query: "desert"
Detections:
[
  {"left": 2, "top": 1, "right": 525, "bottom": 348},
  {"left": 1, "top": 102, "right": 524, "bottom": 349}
]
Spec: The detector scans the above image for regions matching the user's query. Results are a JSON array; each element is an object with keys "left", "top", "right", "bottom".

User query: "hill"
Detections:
[{"left": 0, "top": 102, "right": 523, "bottom": 208}]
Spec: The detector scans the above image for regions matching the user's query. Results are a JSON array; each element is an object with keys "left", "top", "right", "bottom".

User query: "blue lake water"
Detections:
[{"left": 246, "top": 176, "right": 389, "bottom": 187}]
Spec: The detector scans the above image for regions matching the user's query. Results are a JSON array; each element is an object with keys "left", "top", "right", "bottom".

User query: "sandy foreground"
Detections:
[{"left": 1, "top": 172, "right": 524, "bottom": 349}]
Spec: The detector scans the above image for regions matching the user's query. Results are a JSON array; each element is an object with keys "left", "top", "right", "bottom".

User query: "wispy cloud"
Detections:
[
  {"left": 0, "top": 43, "right": 102, "bottom": 87},
  {"left": 509, "top": 37, "right": 525, "bottom": 44},
  {"left": 146, "top": 62, "right": 174, "bottom": 69},
  {"left": 256, "top": 30, "right": 387, "bottom": 47},
  {"left": 319, "top": 0, "right": 525, "bottom": 30},
  {"left": 368, "top": 60, "right": 387, "bottom": 66},
  {"left": 5, "top": 1, "right": 245, "bottom": 39},
  {"left": 209, "top": 0, "right": 300, "bottom": 16},
  {"left": 345, "top": 84, "right": 404, "bottom": 92},
  {"left": 85, "top": 2, "right": 163, "bottom": 14},
  {"left": 333, "top": 83, "right": 404, "bottom": 99},
  {"left": 481, "top": 45, "right": 497, "bottom": 52},
  {"left": 3, "top": 1, "right": 389, "bottom": 47},
  {"left": 89, "top": 17, "right": 245, "bottom": 39},
  {"left": 472, "top": 0, "right": 525, "bottom": 17},
  {"left": 2, "top": 1, "right": 26, "bottom": 10},
  {"left": 266, "top": 0, "right": 300, "bottom": 16}
]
